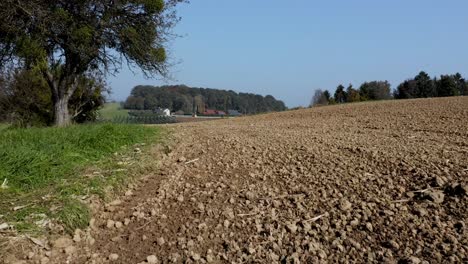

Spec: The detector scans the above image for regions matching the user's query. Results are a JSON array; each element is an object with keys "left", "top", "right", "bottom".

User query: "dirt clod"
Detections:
[
  {"left": 52, "top": 237, "right": 73, "bottom": 249},
  {"left": 147, "top": 255, "right": 158, "bottom": 263},
  {"left": 156, "top": 237, "right": 165, "bottom": 246},
  {"left": 106, "top": 219, "right": 115, "bottom": 229},
  {"left": 108, "top": 253, "right": 119, "bottom": 261},
  {"left": 64, "top": 246, "right": 76, "bottom": 255},
  {"left": 427, "top": 190, "right": 445, "bottom": 204}
]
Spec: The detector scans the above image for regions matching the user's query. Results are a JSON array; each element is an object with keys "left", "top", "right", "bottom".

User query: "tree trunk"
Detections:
[
  {"left": 54, "top": 96, "right": 71, "bottom": 127},
  {"left": 43, "top": 69, "right": 79, "bottom": 127}
]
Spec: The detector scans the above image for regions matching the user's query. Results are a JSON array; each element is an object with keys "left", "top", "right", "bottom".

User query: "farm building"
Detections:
[
  {"left": 228, "top": 109, "right": 241, "bottom": 116},
  {"left": 154, "top": 108, "right": 171, "bottom": 116},
  {"left": 202, "top": 109, "right": 227, "bottom": 116},
  {"left": 203, "top": 109, "right": 217, "bottom": 115}
]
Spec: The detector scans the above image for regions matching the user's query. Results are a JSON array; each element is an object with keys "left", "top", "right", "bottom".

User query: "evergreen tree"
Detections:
[
  {"left": 334, "top": 84, "right": 347, "bottom": 103},
  {"left": 436, "top": 75, "right": 458, "bottom": 97},
  {"left": 414, "top": 71, "right": 436, "bottom": 97},
  {"left": 454, "top": 73, "right": 467, "bottom": 96}
]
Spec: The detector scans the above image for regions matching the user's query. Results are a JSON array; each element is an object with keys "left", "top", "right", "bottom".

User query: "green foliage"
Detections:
[
  {"left": 71, "top": 26, "right": 95, "bottom": 46},
  {"left": 395, "top": 71, "right": 436, "bottom": 99},
  {"left": 151, "top": 47, "right": 167, "bottom": 63},
  {"left": 0, "top": 69, "right": 106, "bottom": 126},
  {"left": 359, "top": 81, "right": 392, "bottom": 101},
  {"left": 311, "top": 89, "right": 330, "bottom": 106},
  {"left": 323, "top": 90, "right": 331, "bottom": 101},
  {"left": 16, "top": 37, "right": 46, "bottom": 64},
  {"left": 0, "top": 0, "right": 184, "bottom": 125},
  {"left": 124, "top": 85, "right": 287, "bottom": 114},
  {"left": 140, "top": 0, "right": 165, "bottom": 14},
  {"left": 395, "top": 79, "right": 418, "bottom": 99},
  {"left": 346, "top": 85, "right": 360, "bottom": 102},
  {"left": 1, "top": 69, "right": 53, "bottom": 126},
  {"left": 334, "top": 84, "right": 347, "bottom": 103},
  {"left": 324, "top": 71, "right": 467, "bottom": 106},
  {"left": 395, "top": 72, "right": 467, "bottom": 99},
  {"left": 436, "top": 75, "right": 458, "bottom": 97},
  {"left": 414, "top": 71, "right": 436, "bottom": 97}
]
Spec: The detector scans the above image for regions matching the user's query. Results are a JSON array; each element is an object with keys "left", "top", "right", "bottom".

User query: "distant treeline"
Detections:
[
  {"left": 312, "top": 71, "right": 468, "bottom": 106},
  {"left": 124, "top": 85, "right": 287, "bottom": 114}
]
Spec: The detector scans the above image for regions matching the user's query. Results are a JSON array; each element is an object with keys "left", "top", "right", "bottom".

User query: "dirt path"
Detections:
[{"left": 38, "top": 98, "right": 468, "bottom": 263}]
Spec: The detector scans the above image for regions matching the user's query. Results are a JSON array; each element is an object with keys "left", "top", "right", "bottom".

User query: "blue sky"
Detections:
[{"left": 108, "top": 0, "right": 468, "bottom": 107}]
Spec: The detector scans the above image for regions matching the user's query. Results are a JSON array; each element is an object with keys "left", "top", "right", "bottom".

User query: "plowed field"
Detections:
[{"left": 21, "top": 97, "right": 468, "bottom": 263}]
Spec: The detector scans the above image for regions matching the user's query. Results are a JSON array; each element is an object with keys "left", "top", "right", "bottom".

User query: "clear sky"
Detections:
[{"left": 108, "top": 0, "right": 468, "bottom": 107}]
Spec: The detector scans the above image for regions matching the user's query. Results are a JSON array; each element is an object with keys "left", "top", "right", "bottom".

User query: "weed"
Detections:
[{"left": 55, "top": 199, "right": 90, "bottom": 234}]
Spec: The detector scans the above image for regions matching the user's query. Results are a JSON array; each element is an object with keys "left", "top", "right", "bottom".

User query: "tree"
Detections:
[
  {"left": 414, "top": 71, "right": 436, "bottom": 97},
  {"left": 123, "top": 85, "right": 287, "bottom": 114},
  {"left": 334, "top": 84, "right": 347, "bottom": 103},
  {"left": 359, "top": 81, "right": 392, "bottom": 101},
  {"left": 436, "top": 75, "right": 458, "bottom": 97},
  {"left": 454, "top": 73, "right": 468, "bottom": 96},
  {"left": 311, "top": 89, "right": 329, "bottom": 106},
  {"left": 394, "top": 79, "right": 418, "bottom": 99},
  {"left": 0, "top": 0, "right": 184, "bottom": 126},
  {"left": 346, "top": 84, "right": 360, "bottom": 102},
  {"left": 395, "top": 71, "right": 436, "bottom": 99},
  {"left": 0, "top": 69, "right": 106, "bottom": 126},
  {"left": 323, "top": 90, "right": 331, "bottom": 102},
  {"left": 144, "top": 96, "right": 159, "bottom": 110},
  {"left": 68, "top": 73, "right": 107, "bottom": 123}
]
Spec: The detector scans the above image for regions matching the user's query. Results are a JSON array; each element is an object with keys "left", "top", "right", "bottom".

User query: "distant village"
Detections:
[{"left": 155, "top": 107, "right": 242, "bottom": 117}]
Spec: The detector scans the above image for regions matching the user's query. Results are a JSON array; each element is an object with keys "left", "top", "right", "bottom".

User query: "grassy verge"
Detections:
[
  {"left": 99, "top": 102, "right": 129, "bottom": 120},
  {"left": 0, "top": 123, "right": 163, "bottom": 234},
  {"left": 0, "top": 123, "right": 10, "bottom": 131}
]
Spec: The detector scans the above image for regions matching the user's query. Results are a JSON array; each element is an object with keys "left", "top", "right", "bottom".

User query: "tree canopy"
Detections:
[
  {"left": 334, "top": 84, "right": 347, "bottom": 104},
  {"left": 312, "top": 71, "right": 467, "bottom": 107},
  {"left": 124, "top": 85, "right": 287, "bottom": 114},
  {"left": 395, "top": 72, "right": 467, "bottom": 99},
  {"left": 0, "top": 0, "right": 184, "bottom": 126}
]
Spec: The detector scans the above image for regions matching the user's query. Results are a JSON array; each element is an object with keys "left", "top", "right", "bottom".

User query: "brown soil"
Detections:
[{"left": 11, "top": 97, "right": 468, "bottom": 263}]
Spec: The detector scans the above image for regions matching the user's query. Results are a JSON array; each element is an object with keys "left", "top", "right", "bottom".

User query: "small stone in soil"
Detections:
[
  {"left": 147, "top": 255, "right": 158, "bottom": 264},
  {"left": 109, "top": 253, "right": 119, "bottom": 261}
]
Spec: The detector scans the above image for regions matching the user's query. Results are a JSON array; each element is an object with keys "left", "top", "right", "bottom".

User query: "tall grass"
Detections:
[
  {"left": 0, "top": 123, "right": 161, "bottom": 233},
  {"left": 0, "top": 124, "right": 157, "bottom": 191}
]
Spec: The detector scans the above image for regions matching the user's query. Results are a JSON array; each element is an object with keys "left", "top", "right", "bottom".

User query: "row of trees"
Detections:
[
  {"left": 395, "top": 72, "right": 467, "bottom": 99},
  {"left": 312, "top": 81, "right": 392, "bottom": 106},
  {"left": 124, "top": 85, "right": 287, "bottom": 114},
  {"left": 311, "top": 71, "right": 468, "bottom": 106}
]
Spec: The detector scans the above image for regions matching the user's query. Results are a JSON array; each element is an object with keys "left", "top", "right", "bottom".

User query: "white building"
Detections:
[{"left": 155, "top": 108, "right": 171, "bottom": 116}]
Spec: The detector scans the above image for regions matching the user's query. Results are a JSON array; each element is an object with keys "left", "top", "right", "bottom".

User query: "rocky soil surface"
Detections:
[{"left": 8, "top": 97, "right": 468, "bottom": 263}]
